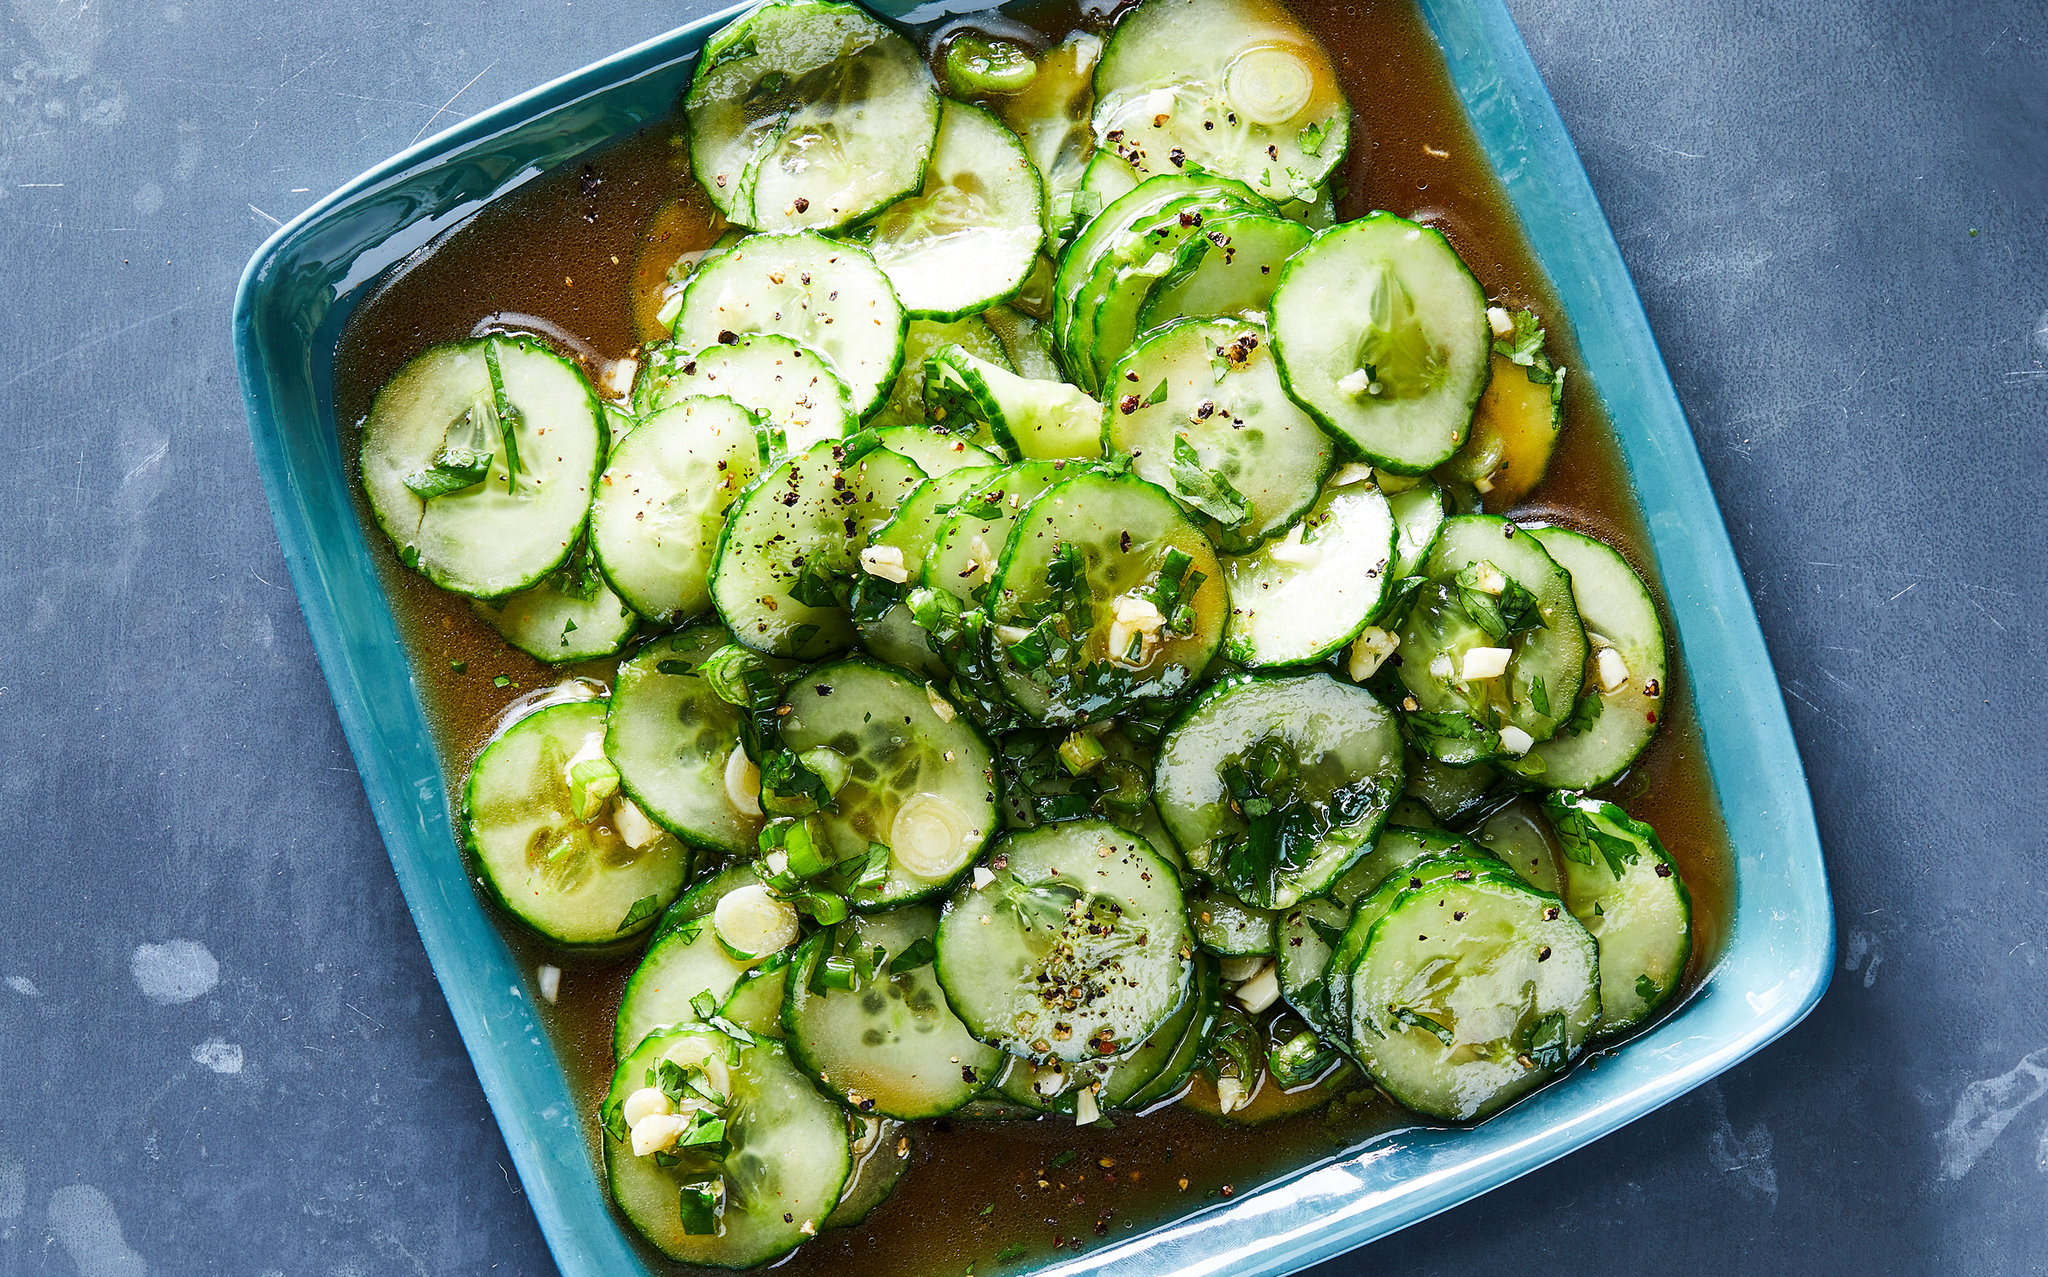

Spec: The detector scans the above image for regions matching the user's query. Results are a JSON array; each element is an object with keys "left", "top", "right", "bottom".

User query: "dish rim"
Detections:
[{"left": 229, "top": 2, "right": 1836, "bottom": 1274}]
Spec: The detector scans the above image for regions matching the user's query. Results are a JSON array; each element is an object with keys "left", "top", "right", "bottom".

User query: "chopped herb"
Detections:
[
  {"left": 1297, "top": 120, "right": 1327, "bottom": 157},
  {"left": 1527, "top": 674, "right": 1550, "bottom": 717},
  {"left": 1559, "top": 686, "right": 1604, "bottom": 736},
  {"left": 1049, "top": 1149, "right": 1079, "bottom": 1169},
  {"left": 995, "top": 1242, "right": 1028, "bottom": 1263},
  {"left": 401, "top": 436, "right": 493, "bottom": 499},
  {"left": 655, "top": 657, "right": 695, "bottom": 677},
  {"left": 1166, "top": 434, "right": 1249, "bottom": 525},
  {"left": 1635, "top": 973, "right": 1661, "bottom": 1003},
  {"left": 492, "top": 674, "right": 512, "bottom": 688},
  {"left": 1524, "top": 1009, "right": 1570, "bottom": 1072},
  {"left": 1390, "top": 1005, "right": 1456, "bottom": 1048},
  {"left": 676, "top": 1178, "right": 721, "bottom": 1236},
  {"left": 1455, "top": 560, "right": 1545, "bottom": 640},
  {"left": 616, "top": 893, "right": 662, "bottom": 934},
  {"left": 483, "top": 340, "right": 524, "bottom": 493},
  {"left": 449, "top": 659, "right": 467, "bottom": 673},
  {"left": 1143, "top": 377, "right": 1170, "bottom": 407},
  {"left": 690, "top": 989, "right": 719, "bottom": 1021},
  {"left": 888, "top": 935, "right": 937, "bottom": 975}
]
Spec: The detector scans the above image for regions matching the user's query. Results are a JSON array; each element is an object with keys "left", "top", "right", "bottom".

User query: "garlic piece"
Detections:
[
  {"left": 630, "top": 1112, "right": 687, "bottom": 1157},
  {"left": 723, "top": 744, "right": 761, "bottom": 817},
  {"left": 536, "top": 964, "right": 562, "bottom": 1005},
  {"left": 1595, "top": 645, "right": 1630, "bottom": 693},
  {"left": 612, "top": 797, "right": 659, "bottom": 851},
  {"left": 859, "top": 544, "right": 909, "bottom": 584},
  {"left": 621, "top": 1086, "right": 674, "bottom": 1128},
  {"left": 1346, "top": 627, "right": 1398, "bottom": 681},
  {"left": 1232, "top": 961, "right": 1281, "bottom": 1014},
  {"left": 1459, "top": 646, "right": 1513, "bottom": 682},
  {"left": 1497, "top": 725, "right": 1535, "bottom": 756},
  {"left": 1487, "top": 306, "right": 1513, "bottom": 337}
]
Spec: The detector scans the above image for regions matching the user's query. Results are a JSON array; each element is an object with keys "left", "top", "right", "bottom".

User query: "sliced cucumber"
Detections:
[
  {"left": 608, "top": 628, "right": 776, "bottom": 854},
  {"left": 1153, "top": 673, "right": 1405, "bottom": 909},
  {"left": 1348, "top": 874, "right": 1599, "bottom": 1122},
  {"left": 1546, "top": 793, "right": 1690, "bottom": 1033},
  {"left": 1222, "top": 473, "right": 1395, "bottom": 667},
  {"left": 1106, "top": 318, "right": 1333, "bottom": 551},
  {"left": 1393, "top": 515, "right": 1587, "bottom": 764},
  {"left": 1438, "top": 310, "right": 1565, "bottom": 505},
  {"left": 615, "top": 867, "right": 760, "bottom": 1056},
  {"left": 1068, "top": 948, "right": 1217, "bottom": 1109},
  {"left": 1187, "top": 881, "right": 1276, "bottom": 955},
  {"left": 988, "top": 470, "right": 1228, "bottom": 725},
  {"left": 778, "top": 659, "right": 999, "bottom": 907},
  {"left": 589, "top": 396, "right": 766, "bottom": 623},
  {"left": 1322, "top": 838, "right": 1513, "bottom": 1035},
  {"left": 854, "top": 465, "right": 1005, "bottom": 675},
  {"left": 1274, "top": 853, "right": 1388, "bottom": 1043},
  {"left": 994, "top": 30, "right": 1103, "bottom": 247},
  {"left": 1092, "top": 0, "right": 1349, "bottom": 201},
  {"left": 634, "top": 335, "right": 852, "bottom": 456},
  {"left": 925, "top": 344, "right": 1103, "bottom": 460},
  {"left": 1138, "top": 211, "right": 1311, "bottom": 329},
  {"left": 858, "top": 100, "right": 1043, "bottom": 321},
  {"left": 687, "top": 0, "right": 939, "bottom": 232},
  {"left": 824, "top": 1116, "right": 908, "bottom": 1228},
  {"left": 470, "top": 543, "right": 638, "bottom": 663},
  {"left": 872, "top": 423, "right": 1004, "bottom": 476},
  {"left": 675, "top": 232, "right": 906, "bottom": 421},
  {"left": 463, "top": 699, "right": 691, "bottom": 953},
  {"left": 870, "top": 314, "right": 1013, "bottom": 430},
  {"left": 1123, "top": 951, "right": 1221, "bottom": 1107},
  {"left": 1270, "top": 214, "right": 1491, "bottom": 473},
  {"left": 1383, "top": 476, "right": 1448, "bottom": 582},
  {"left": 710, "top": 437, "right": 927, "bottom": 659},
  {"left": 1471, "top": 798, "right": 1564, "bottom": 895},
  {"left": 934, "top": 820, "right": 1192, "bottom": 1062},
  {"left": 983, "top": 303, "right": 1067, "bottom": 383},
  {"left": 1070, "top": 150, "right": 1140, "bottom": 239},
  {"left": 359, "top": 337, "right": 603, "bottom": 598},
  {"left": 1512, "top": 527, "right": 1667, "bottom": 790},
  {"left": 719, "top": 952, "right": 793, "bottom": 1038},
  {"left": 783, "top": 906, "right": 1002, "bottom": 1118},
  {"left": 1403, "top": 749, "right": 1497, "bottom": 825},
  {"left": 922, "top": 460, "right": 1070, "bottom": 606},
  {"left": 603, "top": 1024, "right": 850, "bottom": 1267}
]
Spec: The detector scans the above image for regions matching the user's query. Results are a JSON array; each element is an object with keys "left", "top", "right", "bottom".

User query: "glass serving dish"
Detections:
[{"left": 231, "top": 2, "right": 1834, "bottom": 1273}]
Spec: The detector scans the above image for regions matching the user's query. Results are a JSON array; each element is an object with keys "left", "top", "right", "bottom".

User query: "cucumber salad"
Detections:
[{"left": 353, "top": 0, "right": 1697, "bottom": 1264}]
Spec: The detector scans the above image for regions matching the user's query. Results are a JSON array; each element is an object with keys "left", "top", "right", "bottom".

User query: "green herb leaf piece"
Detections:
[
  {"left": 1167, "top": 434, "right": 1249, "bottom": 524},
  {"left": 616, "top": 893, "right": 662, "bottom": 934}
]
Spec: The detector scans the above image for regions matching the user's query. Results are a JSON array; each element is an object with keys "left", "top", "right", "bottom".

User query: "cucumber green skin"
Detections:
[
  {"left": 985, "top": 950, "right": 1216, "bottom": 1115},
  {"left": 1546, "top": 793, "right": 1692, "bottom": 1033},
  {"left": 603, "top": 1025, "right": 852, "bottom": 1268},
  {"left": 1347, "top": 875, "right": 1600, "bottom": 1122},
  {"left": 1383, "top": 479, "right": 1449, "bottom": 584},
  {"left": 1187, "top": 882, "right": 1276, "bottom": 955},
  {"left": 469, "top": 566, "right": 638, "bottom": 664},
  {"left": 719, "top": 953, "right": 792, "bottom": 1038},
  {"left": 1471, "top": 799, "right": 1565, "bottom": 895},
  {"left": 1221, "top": 478, "right": 1397, "bottom": 668},
  {"left": 1137, "top": 211, "right": 1313, "bottom": 331},
  {"left": 1151, "top": 672, "right": 1407, "bottom": 910},
  {"left": 461, "top": 699, "right": 691, "bottom": 962},
  {"left": 1393, "top": 515, "right": 1589, "bottom": 764},
  {"left": 1402, "top": 750, "right": 1498, "bottom": 825},
  {"left": 1123, "top": 952, "right": 1222, "bottom": 1108},
  {"left": 360, "top": 336, "right": 606, "bottom": 599},
  {"left": 607, "top": 628, "right": 769, "bottom": 855},
  {"left": 823, "top": 1117, "right": 909, "bottom": 1228},
  {"left": 1269, "top": 214, "right": 1491, "bottom": 474},
  {"left": 614, "top": 865, "right": 759, "bottom": 1058}
]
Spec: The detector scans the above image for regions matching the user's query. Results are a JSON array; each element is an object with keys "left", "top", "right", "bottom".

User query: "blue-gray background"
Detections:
[{"left": 2, "top": 0, "right": 2043, "bottom": 1272}]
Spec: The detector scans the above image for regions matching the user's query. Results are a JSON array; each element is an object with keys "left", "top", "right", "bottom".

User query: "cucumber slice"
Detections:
[
  {"left": 590, "top": 396, "right": 767, "bottom": 623},
  {"left": 608, "top": 628, "right": 775, "bottom": 853},
  {"left": 1512, "top": 527, "right": 1667, "bottom": 790},
  {"left": 1270, "top": 214, "right": 1491, "bottom": 473},
  {"left": 1384, "top": 476, "right": 1449, "bottom": 581},
  {"left": 858, "top": 100, "right": 1044, "bottom": 321},
  {"left": 870, "top": 314, "right": 1013, "bottom": 430},
  {"left": 923, "top": 460, "right": 1070, "bottom": 606},
  {"left": 615, "top": 866, "right": 760, "bottom": 1056},
  {"left": 824, "top": 1115, "right": 909, "bottom": 1228},
  {"left": 925, "top": 344, "right": 1104, "bottom": 460},
  {"left": 1403, "top": 749, "right": 1497, "bottom": 824},
  {"left": 711, "top": 437, "right": 927, "bottom": 660},
  {"left": 1153, "top": 673, "right": 1405, "bottom": 909},
  {"left": 1545, "top": 793, "right": 1691, "bottom": 1032},
  {"left": 675, "top": 232, "right": 906, "bottom": 421},
  {"left": 988, "top": 470, "right": 1229, "bottom": 725},
  {"left": 1138, "top": 211, "right": 1311, "bottom": 329},
  {"left": 935, "top": 820, "right": 1192, "bottom": 1062},
  {"left": 783, "top": 906, "right": 1002, "bottom": 1118},
  {"left": 1392, "top": 515, "right": 1588, "bottom": 764},
  {"left": 994, "top": 31, "right": 1103, "bottom": 247},
  {"left": 470, "top": 543, "right": 638, "bottom": 663},
  {"left": 1122, "top": 951, "right": 1222, "bottom": 1107},
  {"left": 1092, "top": 0, "right": 1350, "bottom": 200},
  {"left": 1222, "top": 472, "right": 1396, "bottom": 666},
  {"left": 603, "top": 1024, "right": 850, "bottom": 1266},
  {"left": 1274, "top": 852, "right": 1389, "bottom": 1043},
  {"left": 360, "top": 337, "right": 603, "bottom": 598},
  {"left": 1106, "top": 318, "right": 1333, "bottom": 550},
  {"left": 687, "top": 0, "right": 939, "bottom": 232},
  {"left": 1053, "top": 174, "right": 1267, "bottom": 391},
  {"left": 1069, "top": 150, "right": 1141, "bottom": 243},
  {"left": 872, "top": 424, "right": 1004, "bottom": 477},
  {"left": 1471, "top": 798, "right": 1564, "bottom": 895},
  {"left": 1347, "top": 875, "right": 1599, "bottom": 1122},
  {"left": 1438, "top": 311, "right": 1565, "bottom": 505},
  {"left": 462, "top": 699, "right": 691, "bottom": 953},
  {"left": 983, "top": 303, "right": 1067, "bottom": 383},
  {"left": 854, "top": 465, "right": 1005, "bottom": 676},
  {"left": 1187, "top": 881, "right": 1275, "bottom": 955},
  {"left": 719, "top": 953, "right": 793, "bottom": 1037},
  {"left": 1068, "top": 948, "right": 1218, "bottom": 1109},
  {"left": 777, "top": 659, "right": 999, "bottom": 907},
  {"left": 1323, "top": 838, "right": 1513, "bottom": 1035},
  {"left": 634, "top": 335, "right": 853, "bottom": 456},
  {"left": 1071, "top": 185, "right": 1272, "bottom": 389}
]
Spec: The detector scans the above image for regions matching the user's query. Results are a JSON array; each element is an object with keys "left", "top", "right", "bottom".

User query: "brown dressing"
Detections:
[{"left": 330, "top": 0, "right": 1733, "bottom": 1271}]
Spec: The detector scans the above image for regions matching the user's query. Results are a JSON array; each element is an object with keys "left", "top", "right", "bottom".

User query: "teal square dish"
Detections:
[{"left": 231, "top": 1, "right": 1835, "bottom": 1273}]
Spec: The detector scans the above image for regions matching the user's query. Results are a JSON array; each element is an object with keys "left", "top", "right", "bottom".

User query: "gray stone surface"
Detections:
[{"left": 0, "top": 0, "right": 2041, "bottom": 1273}]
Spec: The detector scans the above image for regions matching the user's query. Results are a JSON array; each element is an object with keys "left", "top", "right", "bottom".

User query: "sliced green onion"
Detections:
[
  {"left": 567, "top": 755, "right": 621, "bottom": 821},
  {"left": 1058, "top": 731, "right": 1108, "bottom": 776},
  {"left": 799, "top": 745, "right": 853, "bottom": 795},
  {"left": 943, "top": 33, "right": 1038, "bottom": 96}
]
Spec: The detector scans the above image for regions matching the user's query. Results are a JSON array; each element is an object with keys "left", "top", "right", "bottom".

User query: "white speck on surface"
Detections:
[
  {"left": 4, "top": 975, "right": 40, "bottom": 997},
  {"left": 47, "top": 1184, "right": 146, "bottom": 1277},
  {"left": 130, "top": 940, "right": 218, "bottom": 1005},
  {"left": 1701, "top": 1083, "right": 1777, "bottom": 1204},
  {"left": 190, "top": 1038, "right": 243, "bottom": 1074},
  {"left": 1936, "top": 1048, "right": 2048, "bottom": 1181},
  {"left": 1842, "top": 928, "right": 1883, "bottom": 988},
  {"left": 536, "top": 964, "right": 561, "bottom": 1004}
]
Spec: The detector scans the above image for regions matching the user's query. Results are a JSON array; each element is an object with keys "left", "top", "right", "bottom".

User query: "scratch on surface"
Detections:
[
  {"left": 247, "top": 202, "right": 282, "bottom": 228},
  {"left": 0, "top": 300, "right": 199, "bottom": 393},
  {"left": 410, "top": 61, "right": 497, "bottom": 146},
  {"left": 1886, "top": 581, "right": 1918, "bottom": 603},
  {"left": 1937, "top": 1049, "right": 2048, "bottom": 1181},
  {"left": 122, "top": 438, "right": 168, "bottom": 486}
]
